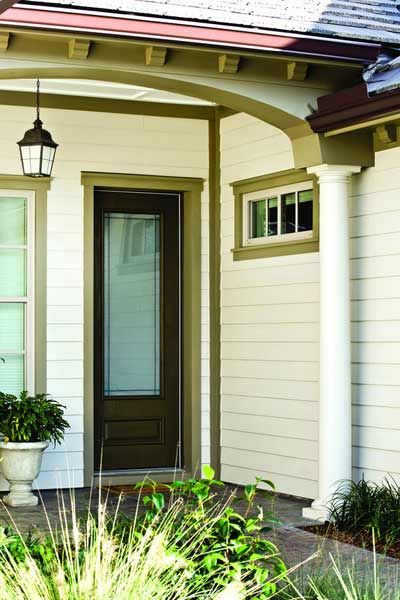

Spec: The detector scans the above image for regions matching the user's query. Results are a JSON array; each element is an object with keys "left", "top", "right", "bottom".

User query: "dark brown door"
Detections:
[{"left": 94, "top": 189, "right": 181, "bottom": 471}]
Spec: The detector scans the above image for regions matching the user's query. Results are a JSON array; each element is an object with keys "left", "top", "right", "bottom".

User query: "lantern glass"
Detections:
[{"left": 18, "top": 116, "right": 58, "bottom": 177}]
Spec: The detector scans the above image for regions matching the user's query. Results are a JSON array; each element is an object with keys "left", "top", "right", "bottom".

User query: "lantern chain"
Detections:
[{"left": 36, "top": 78, "right": 40, "bottom": 122}]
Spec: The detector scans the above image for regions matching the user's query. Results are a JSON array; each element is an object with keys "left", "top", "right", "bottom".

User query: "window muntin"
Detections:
[
  {"left": 244, "top": 181, "right": 314, "bottom": 246},
  {"left": 0, "top": 191, "right": 34, "bottom": 395}
]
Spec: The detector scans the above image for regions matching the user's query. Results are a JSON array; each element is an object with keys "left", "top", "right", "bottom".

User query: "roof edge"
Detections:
[
  {"left": 0, "top": 6, "right": 381, "bottom": 63},
  {"left": 307, "top": 83, "right": 400, "bottom": 132}
]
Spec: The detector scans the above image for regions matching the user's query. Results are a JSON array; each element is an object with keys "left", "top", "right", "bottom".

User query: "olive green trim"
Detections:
[
  {"left": 81, "top": 172, "right": 204, "bottom": 193},
  {"left": 231, "top": 168, "right": 311, "bottom": 194},
  {"left": 209, "top": 110, "right": 221, "bottom": 477},
  {"left": 233, "top": 239, "right": 319, "bottom": 261},
  {"left": 82, "top": 172, "right": 203, "bottom": 486},
  {"left": 2, "top": 28, "right": 361, "bottom": 70},
  {"left": 0, "top": 90, "right": 216, "bottom": 120},
  {"left": 0, "top": 174, "right": 51, "bottom": 191},
  {"left": 0, "top": 175, "right": 50, "bottom": 393},
  {"left": 232, "top": 169, "right": 319, "bottom": 261}
]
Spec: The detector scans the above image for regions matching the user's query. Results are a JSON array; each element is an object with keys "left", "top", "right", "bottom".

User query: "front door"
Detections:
[{"left": 94, "top": 189, "right": 181, "bottom": 472}]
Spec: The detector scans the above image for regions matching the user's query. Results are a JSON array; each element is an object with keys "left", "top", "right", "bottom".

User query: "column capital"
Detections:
[{"left": 307, "top": 164, "right": 361, "bottom": 182}]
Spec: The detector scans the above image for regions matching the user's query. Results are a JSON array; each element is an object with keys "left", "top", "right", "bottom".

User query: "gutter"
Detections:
[
  {"left": 0, "top": 6, "right": 381, "bottom": 63},
  {"left": 307, "top": 83, "right": 400, "bottom": 133}
]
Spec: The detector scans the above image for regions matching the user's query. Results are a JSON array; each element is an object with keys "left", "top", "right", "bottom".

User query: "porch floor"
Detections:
[{"left": 0, "top": 487, "right": 399, "bottom": 589}]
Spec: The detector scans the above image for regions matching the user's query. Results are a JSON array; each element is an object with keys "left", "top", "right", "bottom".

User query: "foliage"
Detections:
[
  {"left": 124, "top": 468, "right": 285, "bottom": 599},
  {"left": 0, "top": 526, "right": 56, "bottom": 572},
  {"left": 0, "top": 471, "right": 287, "bottom": 599},
  {"left": 0, "top": 391, "right": 69, "bottom": 445},
  {"left": 276, "top": 551, "right": 400, "bottom": 600},
  {"left": 328, "top": 477, "right": 400, "bottom": 547}
]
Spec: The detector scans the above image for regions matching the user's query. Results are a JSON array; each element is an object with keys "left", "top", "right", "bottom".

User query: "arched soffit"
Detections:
[{"left": 0, "top": 65, "right": 313, "bottom": 139}]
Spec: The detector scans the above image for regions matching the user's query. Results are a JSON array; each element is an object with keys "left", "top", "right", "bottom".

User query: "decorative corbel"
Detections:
[
  {"left": 68, "top": 38, "right": 91, "bottom": 60},
  {"left": 287, "top": 61, "right": 309, "bottom": 81},
  {"left": 0, "top": 31, "right": 10, "bottom": 52},
  {"left": 218, "top": 54, "right": 240, "bottom": 74},
  {"left": 375, "top": 124, "right": 397, "bottom": 145},
  {"left": 145, "top": 46, "right": 168, "bottom": 66}
]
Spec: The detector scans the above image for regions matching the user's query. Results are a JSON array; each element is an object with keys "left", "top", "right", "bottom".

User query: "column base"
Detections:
[{"left": 302, "top": 500, "right": 329, "bottom": 522}]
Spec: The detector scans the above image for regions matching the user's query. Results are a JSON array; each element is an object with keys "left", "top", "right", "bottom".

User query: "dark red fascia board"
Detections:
[
  {"left": 308, "top": 83, "right": 400, "bottom": 132},
  {"left": 0, "top": 7, "right": 381, "bottom": 63}
]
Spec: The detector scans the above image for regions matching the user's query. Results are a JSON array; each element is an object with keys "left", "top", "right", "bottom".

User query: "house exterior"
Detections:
[{"left": 0, "top": 0, "right": 400, "bottom": 520}]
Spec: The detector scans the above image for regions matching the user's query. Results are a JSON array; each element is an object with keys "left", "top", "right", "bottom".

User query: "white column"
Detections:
[{"left": 303, "top": 164, "right": 361, "bottom": 522}]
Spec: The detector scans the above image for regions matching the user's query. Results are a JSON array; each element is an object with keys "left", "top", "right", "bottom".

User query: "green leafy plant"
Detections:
[
  {"left": 328, "top": 477, "right": 400, "bottom": 548},
  {"left": 0, "top": 391, "right": 69, "bottom": 445},
  {"left": 126, "top": 467, "right": 285, "bottom": 599},
  {"left": 0, "top": 481, "right": 286, "bottom": 600}
]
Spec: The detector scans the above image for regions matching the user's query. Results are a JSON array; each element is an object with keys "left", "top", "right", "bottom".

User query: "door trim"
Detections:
[{"left": 82, "top": 172, "right": 204, "bottom": 486}]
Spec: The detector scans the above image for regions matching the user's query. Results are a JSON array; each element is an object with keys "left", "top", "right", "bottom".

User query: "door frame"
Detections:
[{"left": 82, "top": 172, "right": 203, "bottom": 486}]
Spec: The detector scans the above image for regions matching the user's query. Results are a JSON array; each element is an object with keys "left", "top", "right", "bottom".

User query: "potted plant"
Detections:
[{"left": 0, "top": 391, "right": 69, "bottom": 507}]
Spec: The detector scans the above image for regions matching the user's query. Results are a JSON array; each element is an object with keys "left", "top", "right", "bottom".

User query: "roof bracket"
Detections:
[
  {"left": 287, "top": 61, "right": 308, "bottom": 81},
  {"left": 218, "top": 54, "right": 240, "bottom": 74},
  {"left": 145, "top": 46, "right": 168, "bottom": 66},
  {"left": 0, "top": 31, "right": 10, "bottom": 52},
  {"left": 68, "top": 38, "right": 91, "bottom": 60},
  {"left": 375, "top": 124, "right": 397, "bottom": 145}
]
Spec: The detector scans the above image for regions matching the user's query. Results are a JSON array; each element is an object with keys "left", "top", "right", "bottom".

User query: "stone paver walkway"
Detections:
[{"left": 1, "top": 487, "right": 399, "bottom": 590}]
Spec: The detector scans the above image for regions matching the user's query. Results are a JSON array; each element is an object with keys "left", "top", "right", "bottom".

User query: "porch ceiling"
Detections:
[{"left": 0, "top": 77, "right": 214, "bottom": 104}]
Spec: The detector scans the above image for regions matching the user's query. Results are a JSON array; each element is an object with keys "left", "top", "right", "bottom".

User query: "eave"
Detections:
[
  {"left": 308, "top": 83, "right": 400, "bottom": 134},
  {"left": 0, "top": 6, "right": 381, "bottom": 63}
]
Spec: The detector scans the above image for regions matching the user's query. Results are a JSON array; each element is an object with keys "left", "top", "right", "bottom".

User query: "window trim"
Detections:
[
  {"left": 243, "top": 180, "right": 314, "bottom": 247},
  {"left": 0, "top": 175, "right": 50, "bottom": 394},
  {"left": 231, "top": 169, "right": 319, "bottom": 261}
]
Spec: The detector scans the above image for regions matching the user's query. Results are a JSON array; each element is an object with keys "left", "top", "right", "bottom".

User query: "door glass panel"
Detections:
[
  {"left": 298, "top": 189, "right": 313, "bottom": 232},
  {"left": 104, "top": 212, "right": 161, "bottom": 396},
  {"left": 0, "top": 197, "right": 27, "bottom": 245},
  {"left": 281, "top": 192, "right": 296, "bottom": 234}
]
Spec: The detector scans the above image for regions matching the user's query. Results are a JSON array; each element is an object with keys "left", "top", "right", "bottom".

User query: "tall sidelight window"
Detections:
[
  {"left": 0, "top": 191, "right": 34, "bottom": 394},
  {"left": 244, "top": 181, "right": 314, "bottom": 246}
]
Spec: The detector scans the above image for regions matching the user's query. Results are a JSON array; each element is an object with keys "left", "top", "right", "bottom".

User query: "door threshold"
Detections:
[{"left": 93, "top": 468, "right": 186, "bottom": 487}]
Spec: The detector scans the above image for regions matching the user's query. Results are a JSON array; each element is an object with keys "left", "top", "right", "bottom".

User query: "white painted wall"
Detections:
[
  {"left": 0, "top": 104, "right": 209, "bottom": 490},
  {"left": 351, "top": 147, "right": 400, "bottom": 486},
  {"left": 220, "top": 113, "right": 400, "bottom": 498},
  {"left": 220, "top": 113, "right": 319, "bottom": 498}
]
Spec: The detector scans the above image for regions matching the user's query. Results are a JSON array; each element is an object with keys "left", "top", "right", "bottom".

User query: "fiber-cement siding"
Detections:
[
  {"left": 220, "top": 113, "right": 319, "bottom": 498},
  {"left": 220, "top": 113, "right": 400, "bottom": 498},
  {"left": 0, "top": 104, "right": 210, "bottom": 490}
]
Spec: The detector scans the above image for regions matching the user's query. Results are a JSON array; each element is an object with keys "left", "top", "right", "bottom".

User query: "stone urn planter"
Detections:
[
  {"left": 0, "top": 391, "right": 69, "bottom": 507},
  {"left": 0, "top": 441, "right": 48, "bottom": 506}
]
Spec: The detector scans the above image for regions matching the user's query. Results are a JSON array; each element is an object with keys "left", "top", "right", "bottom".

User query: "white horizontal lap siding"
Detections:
[
  {"left": 351, "top": 146, "right": 400, "bottom": 486},
  {"left": 220, "top": 113, "right": 319, "bottom": 498},
  {"left": 0, "top": 105, "right": 209, "bottom": 490}
]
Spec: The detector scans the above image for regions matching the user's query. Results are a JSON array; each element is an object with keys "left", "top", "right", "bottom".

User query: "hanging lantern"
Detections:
[{"left": 17, "top": 79, "right": 58, "bottom": 177}]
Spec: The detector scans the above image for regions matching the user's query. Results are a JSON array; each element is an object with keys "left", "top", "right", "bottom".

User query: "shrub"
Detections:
[
  {"left": 328, "top": 477, "right": 400, "bottom": 547},
  {"left": 127, "top": 468, "right": 285, "bottom": 597},
  {"left": 277, "top": 552, "right": 400, "bottom": 600},
  {"left": 0, "top": 391, "right": 69, "bottom": 445},
  {"left": 0, "top": 471, "right": 287, "bottom": 599}
]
